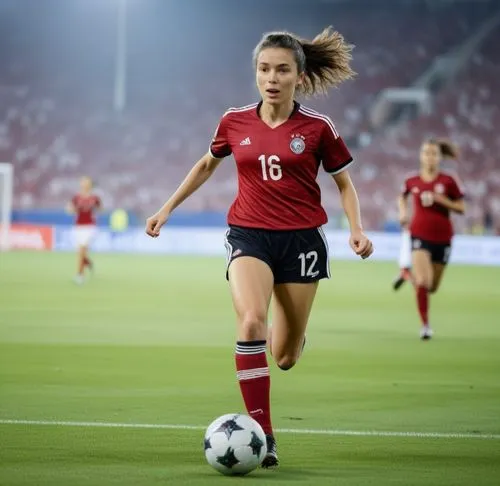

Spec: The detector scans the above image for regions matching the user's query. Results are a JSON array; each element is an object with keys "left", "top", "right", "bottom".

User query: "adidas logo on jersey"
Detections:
[{"left": 239, "top": 137, "right": 251, "bottom": 146}]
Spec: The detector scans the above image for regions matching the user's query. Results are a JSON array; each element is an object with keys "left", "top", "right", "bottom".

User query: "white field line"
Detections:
[{"left": 1, "top": 419, "right": 499, "bottom": 440}]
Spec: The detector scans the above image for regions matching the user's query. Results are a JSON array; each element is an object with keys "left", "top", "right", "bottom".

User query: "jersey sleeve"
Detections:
[
  {"left": 209, "top": 113, "right": 232, "bottom": 159},
  {"left": 447, "top": 175, "right": 465, "bottom": 200},
  {"left": 318, "top": 119, "right": 353, "bottom": 174}
]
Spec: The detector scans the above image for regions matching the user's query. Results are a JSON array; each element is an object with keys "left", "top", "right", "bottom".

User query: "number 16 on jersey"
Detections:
[{"left": 259, "top": 155, "right": 282, "bottom": 181}]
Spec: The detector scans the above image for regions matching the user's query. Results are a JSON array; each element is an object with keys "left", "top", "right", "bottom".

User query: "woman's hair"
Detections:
[
  {"left": 426, "top": 138, "right": 460, "bottom": 159},
  {"left": 253, "top": 26, "right": 356, "bottom": 97}
]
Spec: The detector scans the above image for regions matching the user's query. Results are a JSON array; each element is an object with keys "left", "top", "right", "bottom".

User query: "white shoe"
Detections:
[
  {"left": 73, "top": 275, "right": 84, "bottom": 285},
  {"left": 420, "top": 325, "right": 434, "bottom": 340}
]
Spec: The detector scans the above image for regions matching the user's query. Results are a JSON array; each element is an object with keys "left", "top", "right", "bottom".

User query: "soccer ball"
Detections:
[{"left": 203, "top": 413, "right": 267, "bottom": 476}]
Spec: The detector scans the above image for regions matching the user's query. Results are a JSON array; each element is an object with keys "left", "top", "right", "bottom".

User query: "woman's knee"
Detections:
[
  {"left": 274, "top": 353, "right": 298, "bottom": 371},
  {"left": 414, "top": 276, "right": 431, "bottom": 289},
  {"left": 272, "top": 341, "right": 305, "bottom": 371},
  {"left": 238, "top": 312, "right": 267, "bottom": 341},
  {"left": 429, "top": 282, "right": 440, "bottom": 294}
]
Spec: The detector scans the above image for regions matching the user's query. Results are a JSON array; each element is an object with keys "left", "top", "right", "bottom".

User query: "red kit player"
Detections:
[
  {"left": 67, "top": 176, "right": 101, "bottom": 284},
  {"left": 399, "top": 140, "right": 465, "bottom": 339},
  {"left": 146, "top": 28, "right": 374, "bottom": 467}
]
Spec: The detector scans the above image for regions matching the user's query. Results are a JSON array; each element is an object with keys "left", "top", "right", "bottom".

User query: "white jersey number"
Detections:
[
  {"left": 298, "top": 251, "right": 319, "bottom": 278},
  {"left": 259, "top": 154, "right": 282, "bottom": 181},
  {"left": 420, "top": 191, "right": 434, "bottom": 207}
]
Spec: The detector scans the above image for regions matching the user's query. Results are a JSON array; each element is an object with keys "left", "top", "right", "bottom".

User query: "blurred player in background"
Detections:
[
  {"left": 146, "top": 27, "right": 373, "bottom": 467},
  {"left": 399, "top": 140, "right": 465, "bottom": 339},
  {"left": 66, "top": 176, "right": 101, "bottom": 284}
]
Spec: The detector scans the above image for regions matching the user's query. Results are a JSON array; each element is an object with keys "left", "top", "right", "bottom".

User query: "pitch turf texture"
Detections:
[{"left": 1, "top": 252, "right": 499, "bottom": 485}]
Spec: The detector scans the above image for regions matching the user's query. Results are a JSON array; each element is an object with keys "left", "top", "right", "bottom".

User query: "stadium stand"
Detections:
[{"left": 1, "top": 0, "right": 498, "bottom": 232}]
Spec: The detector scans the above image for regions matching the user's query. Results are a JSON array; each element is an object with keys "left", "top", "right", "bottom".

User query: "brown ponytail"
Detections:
[
  {"left": 299, "top": 27, "right": 356, "bottom": 96},
  {"left": 253, "top": 26, "right": 356, "bottom": 97},
  {"left": 428, "top": 138, "right": 460, "bottom": 159}
]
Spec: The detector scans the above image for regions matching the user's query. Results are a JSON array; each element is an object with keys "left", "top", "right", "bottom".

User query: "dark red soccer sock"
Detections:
[
  {"left": 416, "top": 285, "right": 429, "bottom": 326},
  {"left": 235, "top": 340, "right": 273, "bottom": 435},
  {"left": 83, "top": 256, "right": 91, "bottom": 267}
]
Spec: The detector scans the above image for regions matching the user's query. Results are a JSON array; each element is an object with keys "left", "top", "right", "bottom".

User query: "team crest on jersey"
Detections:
[
  {"left": 290, "top": 134, "right": 306, "bottom": 154},
  {"left": 434, "top": 183, "right": 445, "bottom": 194},
  {"left": 412, "top": 187, "right": 420, "bottom": 194}
]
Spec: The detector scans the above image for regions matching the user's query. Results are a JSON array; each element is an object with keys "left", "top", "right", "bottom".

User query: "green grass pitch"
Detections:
[{"left": 1, "top": 252, "right": 499, "bottom": 485}]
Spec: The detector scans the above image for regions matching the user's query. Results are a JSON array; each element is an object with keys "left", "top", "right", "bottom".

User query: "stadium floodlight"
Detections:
[
  {"left": 0, "top": 163, "right": 13, "bottom": 251},
  {"left": 114, "top": 0, "right": 128, "bottom": 112}
]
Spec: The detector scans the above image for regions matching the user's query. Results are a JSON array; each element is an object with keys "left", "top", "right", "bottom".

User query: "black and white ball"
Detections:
[{"left": 204, "top": 413, "right": 267, "bottom": 475}]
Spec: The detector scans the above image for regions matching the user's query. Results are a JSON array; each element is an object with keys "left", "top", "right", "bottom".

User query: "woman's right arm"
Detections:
[{"left": 145, "top": 152, "right": 224, "bottom": 237}]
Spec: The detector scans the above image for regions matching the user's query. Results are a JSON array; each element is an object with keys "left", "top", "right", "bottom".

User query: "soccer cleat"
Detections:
[
  {"left": 261, "top": 434, "right": 279, "bottom": 468},
  {"left": 392, "top": 268, "right": 412, "bottom": 291},
  {"left": 73, "top": 275, "right": 84, "bottom": 285},
  {"left": 420, "top": 325, "right": 434, "bottom": 340}
]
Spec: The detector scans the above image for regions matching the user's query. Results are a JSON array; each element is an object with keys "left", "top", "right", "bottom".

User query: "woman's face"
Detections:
[{"left": 256, "top": 47, "right": 303, "bottom": 106}]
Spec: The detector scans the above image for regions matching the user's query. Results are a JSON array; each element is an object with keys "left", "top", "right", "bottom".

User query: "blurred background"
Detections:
[{"left": 1, "top": 0, "right": 499, "bottom": 237}]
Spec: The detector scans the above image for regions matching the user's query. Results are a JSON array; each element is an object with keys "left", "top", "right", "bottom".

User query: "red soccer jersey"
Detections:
[
  {"left": 71, "top": 194, "right": 101, "bottom": 225},
  {"left": 402, "top": 172, "right": 464, "bottom": 244},
  {"left": 210, "top": 102, "right": 353, "bottom": 230}
]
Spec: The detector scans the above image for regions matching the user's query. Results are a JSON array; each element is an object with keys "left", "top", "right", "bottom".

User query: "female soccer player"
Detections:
[
  {"left": 67, "top": 176, "right": 101, "bottom": 284},
  {"left": 399, "top": 140, "right": 465, "bottom": 339},
  {"left": 146, "top": 28, "right": 373, "bottom": 467}
]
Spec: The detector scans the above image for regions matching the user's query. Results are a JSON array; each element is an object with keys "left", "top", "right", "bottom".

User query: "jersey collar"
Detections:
[{"left": 256, "top": 100, "right": 300, "bottom": 120}]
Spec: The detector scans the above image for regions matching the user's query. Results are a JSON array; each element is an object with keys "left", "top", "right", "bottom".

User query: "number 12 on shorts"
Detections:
[
  {"left": 259, "top": 155, "right": 282, "bottom": 181},
  {"left": 298, "top": 251, "right": 319, "bottom": 278}
]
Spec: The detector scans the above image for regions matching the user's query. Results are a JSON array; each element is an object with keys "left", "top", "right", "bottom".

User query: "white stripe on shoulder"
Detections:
[
  {"left": 223, "top": 103, "right": 259, "bottom": 116},
  {"left": 299, "top": 105, "right": 324, "bottom": 116},
  {"left": 299, "top": 106, "right": 339, "bottom": 138}
]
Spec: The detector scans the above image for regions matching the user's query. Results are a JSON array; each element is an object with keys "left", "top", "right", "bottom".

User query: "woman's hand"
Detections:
[
  {"left": 145, "top": 210, "right": 169, "bottom": 238},
  {"left": 349, "top": 228, "right": 374, "bottom": 259}
]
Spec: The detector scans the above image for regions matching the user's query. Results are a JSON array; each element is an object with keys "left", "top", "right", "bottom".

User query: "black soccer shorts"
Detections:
[
  {"left": 224, "top": 225, "right": 331, "bottom": 284},
  {"left": 411, "top": 236, "right": 452, "bottom": 265}
]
